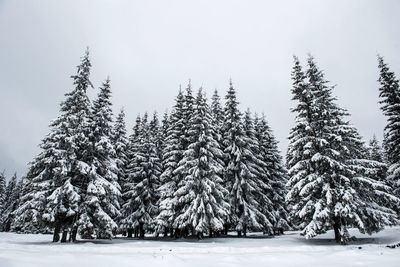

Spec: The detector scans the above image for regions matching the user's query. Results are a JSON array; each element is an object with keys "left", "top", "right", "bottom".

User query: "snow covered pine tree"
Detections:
[
  {"left": 0, "top": 173, "right": 22, "bottom": 231},
  {"left": 173, "top": 88, "right": 229, "bottom": 239},
  {"left": 286, "top": 55, "right": 399, "bottom": 244},
  {"left": 78, "top": 78, "right": 121, "bottom": 239},
  {"left": 377, "top": 56, "right": 400, "bottom": 199},
  {"left": 14, "top": 49, "right": 121, "bottom": 242},
  {"left": 14, "top": 50, "right": 93, "bottom": 241},
  {"left": 222, "top": 81, "right": 270, "bottom": 236},
  {"left": 155, "top": 90, "right": 186, "bottom": 237}
]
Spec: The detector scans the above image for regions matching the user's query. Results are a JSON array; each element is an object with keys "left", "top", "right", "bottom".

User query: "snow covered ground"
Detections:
[{"left": 1, "top": 227, "right": 400, "bottom": 267}]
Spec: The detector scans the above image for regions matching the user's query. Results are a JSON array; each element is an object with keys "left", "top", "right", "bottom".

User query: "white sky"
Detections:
[{"left": 1, "top": 0, "right": 400, "bottom": 178}]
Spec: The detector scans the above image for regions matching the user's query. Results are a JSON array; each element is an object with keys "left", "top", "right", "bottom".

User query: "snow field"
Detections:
[{"left": 1, "top": 227, "right": 399, "bottom": 267}]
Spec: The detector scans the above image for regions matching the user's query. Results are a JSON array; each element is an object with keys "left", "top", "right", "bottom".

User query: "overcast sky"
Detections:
[{"left": 1, "top": 0, "right": 400, "bottom": 178}]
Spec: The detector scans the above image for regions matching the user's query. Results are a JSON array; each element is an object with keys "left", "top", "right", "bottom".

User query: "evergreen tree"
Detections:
[
  {"left": 255, "top": 114, "right": 290, "bottom": 233},
  {"left": 150, "top": 111, "right": 163, "bottom": 160},
  {"left": 222, "top": 81, "right": 267, "bottom": 236},
  {"left": 343, "top": 125, "right": 399, "bottom": 235},
  {"left": 159, "top": 110, "right": 170, "bottom": 160},
  {"left": 155, "top": 90, "right": 186, "bottom": 236},
  {"left": 242, "top": 110, "right": 275, "bottom": 234},
  {"left": 120, "top": 115, "right": 142, "bottom": 237},
  {"left": 123, "top": 113, "right": 161, "bottom": 238},
  {"left": 113, "top": 108, "right": 129, "bottom": 188},
  {"left": 173, "top": 89, "right": 229, "bottom": 238},
  {"left": 78, "top": 78, "right": 121, "bottom": 239},
  {"left": 0, "top": 173, "right": 21, "bottom": 231},
  {"left": 367, "top": 135, "right": 387, "bottom": 182},
  {"left": 287, "top": 55, "right": 347, "bottom": 241},
  {"left": 181, "top": 81, "right": 195, "bottom": 151},
  {"left": 210, "top": 89, "right": 224, "bottom": 139},
  {"left": 377, "top": 56, "right": 400, "bottom": 197},
  {"left": 287, "top": 55, "right": 399, "bottom": 243},
  {"left": 210, "top": 89, "right": 226, "bottom": 174},
  {"left": 0, "top": 171, "right": 6, "bottom": 211},
  {"left": 14, "top": 49, "right": 92, "bottom": 242}
]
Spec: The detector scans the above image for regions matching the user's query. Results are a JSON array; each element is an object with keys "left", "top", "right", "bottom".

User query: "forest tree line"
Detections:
[{"left": 0, "top": 50, "right": 399, "bottom": 244}]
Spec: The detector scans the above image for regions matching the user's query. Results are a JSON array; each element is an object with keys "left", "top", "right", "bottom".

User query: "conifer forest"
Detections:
[
  {"left": 1, "top": 1, "right": 400, "bottom": 266},
  {"left": 1, "top": 50, "right": 399, "bottom": 247}
]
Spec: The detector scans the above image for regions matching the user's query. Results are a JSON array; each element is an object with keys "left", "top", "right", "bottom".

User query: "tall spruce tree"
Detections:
[
  {"left": 377, "top": 56, "right": 400, "bottom": 197},
  {"left": 0, "top": 171, "right": 6, "bottom": 211},
  {"left": 210, "top": 89, "right": 226, "bottom": 176},
  {"left": 222, "top": 81, "right": 268, "bottom": 236},
  {"left": 255, "top": 114, "right": 290, "bottom": 233},
  {"left": 14, "top": 49, "right": 92, "bottom": 242},
  {"left": 78, "top": 78, "right": 120, "bottom": 239},
  {"left": 155, "top": 91, "right": 186, "bottom": 236},
  {"left": 160, "top": 111, "right": 170, "bottom": 159},
  {"left": 113, "top": 109, "right": 129, "bottom": 189},
  {"left": 0, "top": 173, "right": 20, "bottom": 231},
  {"left": 150, "top": 112, "right": 163, "bottom": 160},
  {"left": 211, "top": 89, "right": 224, "bottom": 139},
  {"left": 173, "top": 89, "right": 229, "bottom": 238},
  {"left": 120, "top": 115, "right": 142, "bottom": 237},
  {"left": 124, "top": 113, "right": 161, "bottom": 238},
  {"left": 242, "top": 110, "right": 275, "bottom": 234},
  {"left": 287, "top": 55, "right": 399, "bottom": 243}
]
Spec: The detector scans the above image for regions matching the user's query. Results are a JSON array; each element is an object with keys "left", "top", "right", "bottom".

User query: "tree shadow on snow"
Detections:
[{"left": 296, "top": 236, "right": 396, "bottom": 246}]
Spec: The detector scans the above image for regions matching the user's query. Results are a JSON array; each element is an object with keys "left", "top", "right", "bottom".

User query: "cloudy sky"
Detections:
[{"left": 0, "top": 0, "right": 399, "bottom": 178}]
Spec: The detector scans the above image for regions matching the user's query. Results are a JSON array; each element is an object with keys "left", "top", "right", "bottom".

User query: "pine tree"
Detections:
[
  {"left": 287, "top": 55, "right": 399, "bottom": 243},
  {"left": 377, "top": 56, "right": 400, "bottom": 197},
  {"left": 343, "top": 125, "right": 399, "bottom": 235},
  {"left": 78, "top": 78, "right": 121, "bottom": 239},
  {"left": 155, "top": 90, "right": 186, "bottom": 236},
  {"left": 222, "top": 81, "right": 267, "bottom": 236},
  {"left": 287, "top": 55, "right": 346, "bottom": 241},
  {"left": 211, "top": 89, "right": 224, "bottom": 139},
  {"left": 242, "top": 110, "right": 275, "bottom": 234},
  {"left": 159, "top": 111, "right": 170, "bottom": 161},
  {"left": 255, "top": 114, "right": 290, "bottom": 233},
  {"left": 0, "top": 171, "right": 6, "bottom": 211},
  {"left": 112, "top": 108, "right": 129, "bottom": 233},
  {"left": 120, "top": 115, "right": 142, "bottom": 237},
  {"left": 367, "top": 135, "right": 387, "bottom": 182},
  {"left": 182, "top": 81, "right": 195, "bottom": 150},
  {"left": 0, "top": 173, "right": 22, "bottom": 231},
  {"left": 14, "top": 49, "right": 93, "bottom": 242},
  {"left": 150, "top": 111, "right": 163, "bottom": 160},
  {"left": 173, "top": 89, "right": 229, "bottom": 238},
  {"left": 210, "top": 89, "right": 226, "bottom": 174},
  {"left": 124, "top": 113, "right": 161, "bottom": 238},
  {"left": 113, "top": 109, "right": 129, "bottom": 189}
]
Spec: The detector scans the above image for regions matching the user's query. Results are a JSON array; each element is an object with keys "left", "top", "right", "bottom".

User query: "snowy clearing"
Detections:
[{"left": 1, "top": 227, "right": 400, "bottom": 267}]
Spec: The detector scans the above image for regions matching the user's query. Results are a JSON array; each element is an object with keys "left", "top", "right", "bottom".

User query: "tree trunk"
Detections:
[
  {"left": 71, "top": 227, "right": 78, "bottom": 242},
  {"left": 53, "top": 223, "right": 61, "bottom": 242},
  {"left": 127, "top": 229, "right": 133, "bottom": 238},
  {"left": 224, "top": 225, "right": 229, "bottom": 235},
  {"left": 333, "top": 218, "right": 341, "bottom": 243},
  {"left": 139, "top": 223, "right": 145, "bottom": 239},
  {"left": 237, "top": 230, "right": 242, "bottom": 237},
  {"left": 61, "top": 230, "right": 68, "bottom": 243}
]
